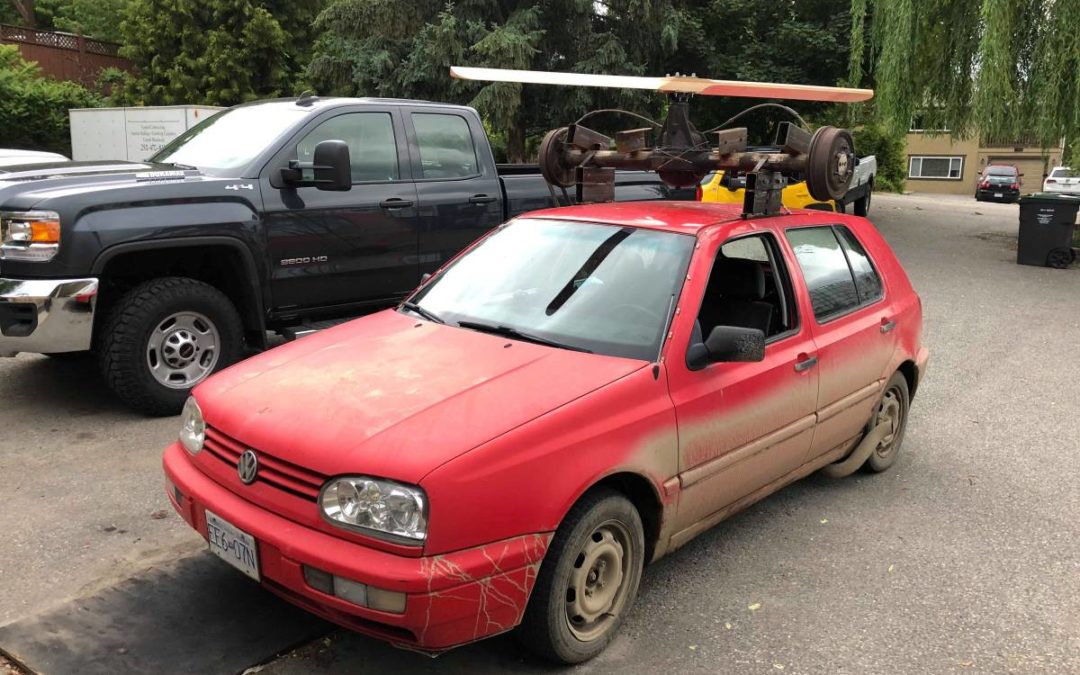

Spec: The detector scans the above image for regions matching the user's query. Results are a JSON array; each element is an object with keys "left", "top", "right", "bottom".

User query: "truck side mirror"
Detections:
[
  {"left": 686, "top": 324, "right": 766, "bottom": 370},
  {"left": 312, "top": 140, "right": 351, "bottom": 191},
  {"left": 279, "top": 140, "right": 352, "bottom": 191}
]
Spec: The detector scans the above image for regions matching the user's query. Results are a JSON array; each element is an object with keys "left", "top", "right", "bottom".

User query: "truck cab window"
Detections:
[
  {"left": 412, "top": 113, "right": 478, "bottom": 179},
  {"left": 296, "top": 113, "right": 398, "bottom": 183},
  {"left": 695, "top": 234, "right": 797, "bottom": 344}
]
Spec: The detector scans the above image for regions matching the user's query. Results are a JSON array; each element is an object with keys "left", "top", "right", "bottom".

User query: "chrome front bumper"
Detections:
[{"left": 0, "top": 277, "right": 98, "bottom": 356}]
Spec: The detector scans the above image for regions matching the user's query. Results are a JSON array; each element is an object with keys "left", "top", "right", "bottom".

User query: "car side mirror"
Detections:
[
  {"left": 686, "top": 325, "right": 766, "bottom": 370},
  {"left": 312, "top": 140, "right": 351, "bottom": 191}
]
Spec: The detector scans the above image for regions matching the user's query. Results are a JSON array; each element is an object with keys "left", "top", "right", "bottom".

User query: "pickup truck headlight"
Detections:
[
  {"left": 179, "top": 397, "right": 205, "bottom": 455},
  {"left": 320, "top": 477, "right": 427, "bottom": 543},
  {"left": 0, "top": 211, "right": 61, "bottom": 262}
]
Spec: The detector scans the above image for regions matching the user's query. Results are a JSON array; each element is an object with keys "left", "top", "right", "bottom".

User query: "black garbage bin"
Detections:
[{"left": 1017, "top": 193, "right": 1080, "bottom": 268}]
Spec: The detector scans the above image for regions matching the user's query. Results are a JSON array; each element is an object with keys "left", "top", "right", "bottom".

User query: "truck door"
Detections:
[
  {"left": 403, "top": 108, "right": 504, "bottom": 277},
  {"left": 261, "top": 107, "right": 419, "bottom": 314}
]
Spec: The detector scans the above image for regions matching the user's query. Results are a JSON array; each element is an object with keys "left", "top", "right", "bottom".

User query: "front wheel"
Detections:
[
  {"left": 98, "top": 277, "right": 243, "bottom": 416},
  {"left": 518, "top": 489, "right": 645, "bottom": 664}
]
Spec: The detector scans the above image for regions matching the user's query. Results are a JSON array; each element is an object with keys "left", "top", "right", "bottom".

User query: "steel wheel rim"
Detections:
[
  {"left": 565, "top": 519, "right": 633, "bottom": 642},
  {"left": 146, "top": 311, "right": 220, "bottom": 389},
  {"left": 874, "top": 386, "right": 905, "bottom": 458}
]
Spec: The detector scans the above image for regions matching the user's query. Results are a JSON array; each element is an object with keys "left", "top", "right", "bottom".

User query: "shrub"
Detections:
[
  {"left": 853, "top": 123, "right": 906, "bottom": 192},
  {"left": 0, "top": 46, "right": 102, "bottom": 156}
]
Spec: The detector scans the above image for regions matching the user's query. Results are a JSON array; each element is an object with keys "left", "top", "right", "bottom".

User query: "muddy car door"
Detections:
[
  {"left": 783, "top": 224, "right": 895, "bottom": 461},
  {"left": 666, "top": 230, "right": 819, "bottom": 547}
]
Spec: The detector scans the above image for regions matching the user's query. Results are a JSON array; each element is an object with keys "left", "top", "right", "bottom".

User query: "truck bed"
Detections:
[{"left": 497, "top": 164, "right": 694, "bottom": 217}]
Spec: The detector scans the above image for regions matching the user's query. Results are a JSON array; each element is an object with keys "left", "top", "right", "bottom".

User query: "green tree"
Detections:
[
  {"left": 119, "top": 0, "right": 323, "bottom": 106},
  {"left": 307, "top": 0, "right": 859, "bottom": 161},
  {"left": 307, "top": 0, "right": 705, "bottom": 162},
  {"left": 852, "top": 0, "right": 1080, "bottom": 159},
  {"left": 0, "top": 44, "right": 101, "bottom": 154},
  {"left": 31, "top": 0, "right": 131, "bottom": 42}
]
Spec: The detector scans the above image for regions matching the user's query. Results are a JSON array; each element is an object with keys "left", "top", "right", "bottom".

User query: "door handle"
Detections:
[
  {"left": 468, "top": 194, "right": 497, "bottom": 205},
  {"left": 794, "top": 354, "right": 818, "bottom": 372},
  {"left": 880, "top": 318, "right": 896, "bottom": 334},
  {"left": 380, "top": 198, "right": 414, "bottom": 210}
]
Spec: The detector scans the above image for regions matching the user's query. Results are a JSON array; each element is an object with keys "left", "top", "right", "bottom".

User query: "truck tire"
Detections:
[
  {"left": 854, "top": 180, "right": 873, "bottom": 217},
  {"left": 98, "top": 277, "right": 243, "bottom": 416}
]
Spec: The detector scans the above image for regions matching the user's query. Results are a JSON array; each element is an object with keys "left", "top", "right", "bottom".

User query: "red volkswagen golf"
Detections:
[{"left": 163, "top": 201, "right": 928, "bottom": 663}]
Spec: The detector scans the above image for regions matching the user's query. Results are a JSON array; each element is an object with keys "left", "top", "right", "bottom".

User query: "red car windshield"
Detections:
[{"left": 410, "top": 218, "right": 695, "bottom": 360}]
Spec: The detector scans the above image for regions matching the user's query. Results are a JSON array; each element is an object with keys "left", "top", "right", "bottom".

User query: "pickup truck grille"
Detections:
[{"left": 203, "top": 427, "right": 326, "bottom": 502}]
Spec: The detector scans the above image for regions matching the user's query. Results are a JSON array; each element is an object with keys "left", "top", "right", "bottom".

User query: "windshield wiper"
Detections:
[
  {"left": 400, "top": 300, "right": 445, "bottom": 324},
  {"left": 456, "top": 320, "right": 592, "bottom": 353}
]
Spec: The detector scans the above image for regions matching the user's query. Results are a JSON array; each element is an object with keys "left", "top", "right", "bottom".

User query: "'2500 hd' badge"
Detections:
[{"left": 280, "top": 256, "right": 329, "bottom": 266}]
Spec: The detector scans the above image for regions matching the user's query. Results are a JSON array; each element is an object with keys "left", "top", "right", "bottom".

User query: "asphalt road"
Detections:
[{"left": 2, "top": 193, "right": 1078, "bottom": 674}]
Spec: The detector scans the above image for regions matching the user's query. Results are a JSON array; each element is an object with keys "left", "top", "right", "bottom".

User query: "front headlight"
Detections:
[
  {"left": 320, "top": 476, "right": 427, "bottom": 543},
  {"left": 179, "top": 397, "right": 205, "bottom": 455},
  {"left": 0, "top": 211, "right": 61, "bottom": 261}
]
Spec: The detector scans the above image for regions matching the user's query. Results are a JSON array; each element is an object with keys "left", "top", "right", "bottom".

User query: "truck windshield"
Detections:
[
  {"left": 408, "top": 218, "right": 695, "bottom": 360},
  {"left": 150, "top": 104, "right": 308, "bottom": 176}
]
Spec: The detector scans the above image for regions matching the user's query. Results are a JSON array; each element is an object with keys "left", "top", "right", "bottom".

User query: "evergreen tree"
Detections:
[{"left": 118, "top": 0, "right": 323, "bottom": 106}]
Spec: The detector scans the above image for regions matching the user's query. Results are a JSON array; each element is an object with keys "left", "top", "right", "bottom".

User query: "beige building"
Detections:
[{"left": 904, "top": 131, "right": 1063, "bottom": 195}]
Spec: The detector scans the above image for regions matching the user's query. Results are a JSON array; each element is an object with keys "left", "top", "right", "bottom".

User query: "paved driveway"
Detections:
[{"left": 1, "top": 193, "right": 1077, "bottom": 674}]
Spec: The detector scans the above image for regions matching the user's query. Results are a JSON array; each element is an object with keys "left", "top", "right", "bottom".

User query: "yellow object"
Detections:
[{"left": 699, "top": 171, "right": 837, "bottom": 212}]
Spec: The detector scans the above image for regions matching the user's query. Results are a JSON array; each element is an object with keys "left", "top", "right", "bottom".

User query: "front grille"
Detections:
[{"left": 204, "top": 427, "right": 327, "bottom": 501}]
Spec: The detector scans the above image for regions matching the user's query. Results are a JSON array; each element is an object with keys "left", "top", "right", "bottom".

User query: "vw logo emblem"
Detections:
[{"left": 237, "top": 449, "right": 259, "bottom": 485}]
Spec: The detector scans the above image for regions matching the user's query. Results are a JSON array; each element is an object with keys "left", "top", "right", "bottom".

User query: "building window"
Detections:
[{"left": 909, "top": 156, "right": 963, "bottom": 180}]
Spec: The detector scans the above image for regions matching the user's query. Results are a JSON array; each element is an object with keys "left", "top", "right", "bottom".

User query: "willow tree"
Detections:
[{"left": 851, "top": 0, "right": 1080, "bottom": 159}]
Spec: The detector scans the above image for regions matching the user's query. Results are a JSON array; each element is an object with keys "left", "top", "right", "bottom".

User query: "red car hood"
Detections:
[{"left": 196, "top": 310, "right": 646, "bottom": 484}]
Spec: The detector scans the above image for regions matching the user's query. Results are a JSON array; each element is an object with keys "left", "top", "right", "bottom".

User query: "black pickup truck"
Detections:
[{"left": 0, "top": 96, "right": 689, "bottom": 414}]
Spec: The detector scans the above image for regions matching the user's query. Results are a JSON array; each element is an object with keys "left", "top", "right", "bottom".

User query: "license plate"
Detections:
[
  {"left": 994, "top": 192, "right": 1003, "bottom": 198},
  {"left": 206, "top": 509, "right": 260, "bottom": 581}
]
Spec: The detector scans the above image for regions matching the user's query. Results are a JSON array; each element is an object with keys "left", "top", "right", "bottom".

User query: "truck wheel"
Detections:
[
  {"left": 854, "top": 180, "right": 873, "bottom": 216},
  {"left": 517, "top": 489, "right": 645, "bottom": 664},
  {"left": 99, "top": 277, "right": 243, "bottom": 416}
]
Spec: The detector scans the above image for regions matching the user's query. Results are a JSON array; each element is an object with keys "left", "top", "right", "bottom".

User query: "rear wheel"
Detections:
[
  {"left": 518, "top": 489, "right": 645, "bottom": 664},
  {"left": 1047, "top": 248, "right": 1075, "bottom": 269},
  {"left": 853, "top": 180, "right": 873, "bottom": 217},
  {"left": 98, "top": 277, "right": 243, "bottom": 416},
  {"left": 863, "top": 372, "right": 910, "bottom": 472}
]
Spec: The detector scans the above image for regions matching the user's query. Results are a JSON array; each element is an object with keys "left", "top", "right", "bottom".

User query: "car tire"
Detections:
[
  {"left": 517, "top": 488, "right": 645, "bottom": 664},
  {"left": 862, "top": 371, "right": 910, "bottom": 473},
  {"left": 853, "top": 181, "right": 873, "bottom": 217},
  {"left": 98, "top": 277, "right": 243, "bottom": 416}
]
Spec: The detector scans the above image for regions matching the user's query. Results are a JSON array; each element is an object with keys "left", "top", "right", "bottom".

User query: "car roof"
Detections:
[{"left": 522, "top": 200, "right": 809, "bottom": 236}]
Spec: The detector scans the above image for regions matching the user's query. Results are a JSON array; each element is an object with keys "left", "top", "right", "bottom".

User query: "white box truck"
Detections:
[{"left": 69, "top": 105, "right": 223, "bottom": 162}]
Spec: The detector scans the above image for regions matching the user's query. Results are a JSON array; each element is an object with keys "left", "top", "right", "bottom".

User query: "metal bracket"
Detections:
[{"left": 742, "top": 169, "right": 787, "bottom": 217}]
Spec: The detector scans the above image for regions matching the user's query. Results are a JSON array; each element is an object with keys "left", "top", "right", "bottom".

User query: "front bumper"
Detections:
[
  {"left": 0, "top": 277, "right": 98, "bottom": 357},
  {"left": 163, "top": 442, "right": 551, "bottom": 651}
]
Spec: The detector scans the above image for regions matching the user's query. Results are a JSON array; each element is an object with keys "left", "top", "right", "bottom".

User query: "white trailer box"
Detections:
[{"left": 69, "top": 105, "right": 223, "bottom": 162}]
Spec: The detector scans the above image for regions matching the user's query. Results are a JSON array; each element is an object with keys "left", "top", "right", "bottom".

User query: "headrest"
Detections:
[{"left": 710, "top": 257, "right": 765, "bottom": 299}]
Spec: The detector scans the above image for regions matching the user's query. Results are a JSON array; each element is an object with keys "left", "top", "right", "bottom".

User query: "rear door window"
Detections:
[
  {"left": 834, "top": 226, "right": 884, "bottom": 303},
  {"left": 785, "top": 226, "right": 861, "bottom": 320},
  {"left": 786, "top": 225, "right": 886, "bottom": 322},
  {"left": 412, "top": 113, "right": 479, "bottom": 179}
]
